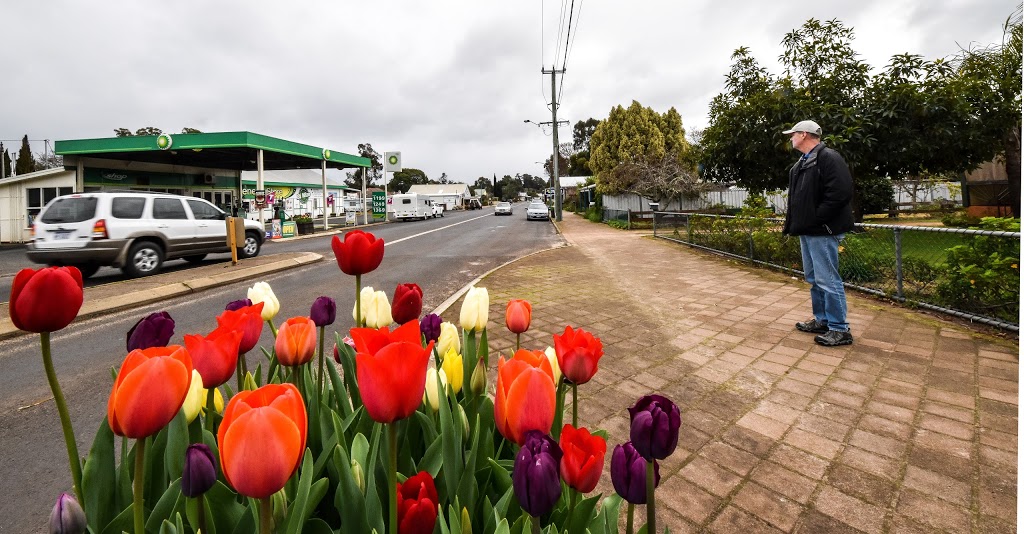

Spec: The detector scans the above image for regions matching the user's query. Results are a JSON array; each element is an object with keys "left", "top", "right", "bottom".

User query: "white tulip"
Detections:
[{"left": 247, "top": 282, "right": 280, "bottom": 321}]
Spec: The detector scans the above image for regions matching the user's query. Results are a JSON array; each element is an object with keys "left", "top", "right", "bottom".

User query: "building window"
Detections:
[{"left": 26, "top": 186, "right": 73, "bottom": 224}]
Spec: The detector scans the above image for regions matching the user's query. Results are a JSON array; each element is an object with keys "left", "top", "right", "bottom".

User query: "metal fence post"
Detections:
[
  {"left": 747, "top": 220, "right": 754, "bottom": 263},
  {"left": 894, "top": 227, "right": 904, "bottom": 299},
  {"left": 627, "top": 209, "right": 631, "bottom": 230}
]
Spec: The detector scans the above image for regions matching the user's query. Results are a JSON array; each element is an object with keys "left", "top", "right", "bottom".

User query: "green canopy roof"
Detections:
[{"left": 55, "top": 131, "right": 371, "bottom": 171}]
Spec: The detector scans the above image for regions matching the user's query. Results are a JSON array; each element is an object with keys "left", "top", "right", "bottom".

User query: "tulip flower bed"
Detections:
[{"left": 20, "top": 228, "right": 681, "bottom": 534}]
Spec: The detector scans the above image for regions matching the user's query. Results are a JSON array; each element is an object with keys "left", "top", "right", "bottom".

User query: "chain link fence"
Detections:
[{"left": 652, "top": 212, "right": 1020, "bottom": 331}]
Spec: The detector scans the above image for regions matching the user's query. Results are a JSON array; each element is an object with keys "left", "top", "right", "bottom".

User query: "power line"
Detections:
[{"left": 557, "top": 0, "right": 582, "bottom": 105}]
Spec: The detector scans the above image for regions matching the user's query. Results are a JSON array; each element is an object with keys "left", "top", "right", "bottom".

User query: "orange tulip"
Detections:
[
  {"left": 505, "top": 299, "right": 532, "bottom": 334},
  {"left": 509, "top": 348, "right": 555, "bottom": 376},
  {"left": 275, "top": 317, "right": 317, "bottom": 367},
  {"left": 218, "top": 384, "right": 307, "bottom": 499},
  {"left": 494, "top": 355, "right": 556, "bottom": 445},
  {"left": 216, "top": 302, "right": 265, "bottom": 354},
  {"left": 352, "top": 320, "right": 433, "bottom": 424},
  {"left": 553, "top": 326, "right": 604, "bottom": 385},
  {"left": 185, "top": 326, "right": 242, "bottom": 388},
  {"left": 107, "top": 346, "right": 193, "bottom": 439}
]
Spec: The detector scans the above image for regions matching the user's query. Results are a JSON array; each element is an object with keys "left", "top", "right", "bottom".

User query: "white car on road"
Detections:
[{"left": 526, "top": 201, "right": 549, "bottom": 221}]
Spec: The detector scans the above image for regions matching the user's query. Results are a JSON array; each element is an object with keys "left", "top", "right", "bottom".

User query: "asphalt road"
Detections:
[{"left": 0, "top": 203, "right": 559, "bottom": 533}]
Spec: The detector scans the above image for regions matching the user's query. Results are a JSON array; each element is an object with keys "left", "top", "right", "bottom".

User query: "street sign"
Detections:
[
  {"left": 255, "top": 189, "right": 266, "bottom": 207},
  {"left": 385, "top": 152, "right": 402, "bottom": 172}
]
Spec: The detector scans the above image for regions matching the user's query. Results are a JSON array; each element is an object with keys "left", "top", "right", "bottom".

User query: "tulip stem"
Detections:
[
  {"left": 646, "top": 460, "right": 656, "bottom": 534},
  {"left": 266, "top": 319, "right": 278, "bottom": 339},
  {"left": 259, "top": 496, "right": 272, "bottom": 534},
  {"left": 133, "top": 438, "right": 147, "bottom": 534},
  {"left": 530, "top": 515, "right": 541, "bottom": 534},
  {"left": 317, "top": 326, "right": 326, "bottom": 401},
  {"left": 626, "top": 503, "right": 635, "bottom": 534},
  {"left": 515, "top": 332, "right": 520, "bottom": 351},
  {"left": 40, "top": 332, "right": 83, "bottom": 504},
  {"left": 205, "top": 386, "right": 217, "bottom": 434},
  {"left": 196, "top": 495, "right": 207, "bottom": 534},
  {"left": 388, "top": 422, "right": 398, "bottom": 534},
  {"left": 355, "top": 274, "right": 363, "bottom": 328},
  {"left": 572, "top": 383, "right": 578, "bottom": 428},
  {"left": 568, "top": 490, "right": 578, "bottom": 533}
]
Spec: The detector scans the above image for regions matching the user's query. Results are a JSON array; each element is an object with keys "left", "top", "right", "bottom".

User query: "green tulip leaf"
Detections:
[
  {"left": 325, "top": 354, "right": 353, "bottom": 418},
  {"left": 82, "top": 417, "right": 116, "bottom": 533},
  {"left": 569, "top": 494, "right": 602, "bottom": 532},
  {"left": 413, "top": 409, "right": 440, "bottom": 443},
  {"left": 478, "top": 327, "right": 489, "bottom": 368},
  {"left": 229, "top": 500, "right": 256, "bottom": 534},
  {"left": 99, "top": 504, "right": 134, "bottom": 534},
  {"left": 284, "top": 449, "right": 317, "bottom": 534},
  {"left": 364, "top": 424, "right": 386, "bottom": 534},
  {"left": 203, "top": 481, "right": 246, "bottom": 534},
  {"left": 589, "top": 494, "right": 623, "bottom": 534},
  {"left": 158, "top": 518, "right": 178, "bottom": 534},
  {"left": 333, "top": 444, "right": 369, "bottom": 532},
  {"left": 164, "top": 410, "right": 189, "bottom": 480},
  {"left": 446, "top": 501, "right": 462, "bottom": 533},
  {"left": 185, "top": 495, "right": 216, "bottom": 534},
  {"left": 494, "top": 518, "right": 511, "bottom": 534},
  {"left": 303, "top": 518, "right": 335, "bottom": 534},
  {"left": 351, "top": 431, "right": 370, "bottom": 469},
  {"left": 439, "top": 367, "right": 463, "bottom": 503},
  {"left": 145, "top": 477, "right": 183, "bottom": 532},
  {"left": 418, "top": 433, "right": 444, "bottom": 476}
]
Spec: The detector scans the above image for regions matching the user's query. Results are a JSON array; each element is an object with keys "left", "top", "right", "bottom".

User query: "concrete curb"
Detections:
[{"left": 0, "top": 252, "right": 323, "bottom": 342}]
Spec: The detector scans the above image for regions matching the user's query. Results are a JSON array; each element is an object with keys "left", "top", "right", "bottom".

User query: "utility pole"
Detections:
[{"left": 543, "top": 67, "right": 565, "bottom": 221}]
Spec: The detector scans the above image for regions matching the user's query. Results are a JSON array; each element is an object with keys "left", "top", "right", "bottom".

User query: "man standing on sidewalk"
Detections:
[{"left": 782, "top": 120, "right": 855, "bottom": 346}]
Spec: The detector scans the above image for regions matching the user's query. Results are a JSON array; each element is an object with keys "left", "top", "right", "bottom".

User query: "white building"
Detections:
[
  {"left": 0, "top": 167, "right": 76, "bottom": 243},
  {"left": 405, "top": 183, "right": 471, "bottom": 210}
]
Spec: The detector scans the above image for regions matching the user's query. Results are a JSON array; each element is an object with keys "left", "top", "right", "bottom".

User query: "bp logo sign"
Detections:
[
  {"left": 385, "top": 151, "right": 402, "bottom": 172},
  {"left": 322, "top": 148, "right": 331, "bottom": 160},
  {"left": 156, "top": 134, "right": 173, "bottom": 150},
  {"left": 388, "top": 155, "right": 398, "bottom": 165}
]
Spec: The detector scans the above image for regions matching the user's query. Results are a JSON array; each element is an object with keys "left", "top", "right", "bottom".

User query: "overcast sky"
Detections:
[{"left": 2, "top": 0, "right": 1015, "bottom": 184}]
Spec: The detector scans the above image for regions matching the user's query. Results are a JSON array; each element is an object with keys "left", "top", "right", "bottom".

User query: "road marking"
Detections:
[{"left": 383, "top": 213, "right": 493, "bottom": 247}]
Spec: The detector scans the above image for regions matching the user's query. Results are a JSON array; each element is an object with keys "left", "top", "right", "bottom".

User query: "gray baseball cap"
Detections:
[{"left": 782, "top": 120, "right": 822, "bottom": 136}]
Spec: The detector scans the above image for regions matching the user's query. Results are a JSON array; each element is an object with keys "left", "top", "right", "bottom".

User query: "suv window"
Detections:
[
  {"left": 111, "top": 197, "right": 146, "bottom": 219},
  {"left": 153, "top": 198, "right": 188, "bottom": 220},
  {"left": 40, "top": 197, "right": 98, "bottom": 223},
  {"left": 187, "top": 199, "right": 223, "bottom": 220}
]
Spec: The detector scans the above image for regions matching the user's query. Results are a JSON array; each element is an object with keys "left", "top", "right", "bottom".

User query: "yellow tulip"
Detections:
[
  {"left": 181, "top": 370, "right": 224, "bottom": 423},
  {"left": 544, "top": 346, "right": 563, "bottom": 385},
  {"left": 424, "top": 367, "right": 448, "bottom": 412},
  {"left": 441, "top": 347, "right": 464, "bottom": 394},
  {"left": 437, "top": 322, "right": 461, "bottom": 357},
  {"left": 247, "top": 281, "right": 280, "bottom": 321},
  {"left": 459, "top": 286, "right": 489, "bottom": 332}
]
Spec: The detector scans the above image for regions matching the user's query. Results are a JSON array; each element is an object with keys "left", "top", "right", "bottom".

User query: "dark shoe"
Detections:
[
  {"left": 815, "top": 330, "right": 854, "bottom": 347},
  {"left": 796, "top": 318, "right": 828, "bottom": 334}
]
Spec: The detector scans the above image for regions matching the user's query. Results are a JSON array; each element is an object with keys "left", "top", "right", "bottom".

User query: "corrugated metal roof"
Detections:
[{"left": 406, "top": 183, "right": 470, "bottom": 195}]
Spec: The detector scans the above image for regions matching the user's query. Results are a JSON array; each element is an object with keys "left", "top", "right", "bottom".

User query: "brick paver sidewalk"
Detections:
[{"left": 441, "top": 213, "right": 1018, "bottom": 533}]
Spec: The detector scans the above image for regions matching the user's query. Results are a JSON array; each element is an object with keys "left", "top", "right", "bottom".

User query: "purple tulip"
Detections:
[
  {"left": 420, "top": 313, "right": 442, "bottom": 343},
  {"left": 512, "top": 430, "right": 563, "bottom": 517},
  {"left": 611, "top": 442, "right": 660, "bottom": 504},
  {"left": 126, "top": 311, "right": 175, "bottom": 352},
  {"left": 224, "top": 298, "right": 252, "bottom": 312},
  {"left": 182, "top": 443, "right": 218, "bottom": 497},
  {"left": 627, "top": 394, "right": 680, "bottom": 461},
  {"left": 48, "top": 492, "right": 86, "bottom": 534},
  {"left": 310, "top": 296, "right": 337, "bottom": 327}
]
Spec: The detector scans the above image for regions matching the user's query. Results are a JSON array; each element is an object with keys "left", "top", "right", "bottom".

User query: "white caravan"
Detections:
[{"left": 389, "top": 193, "right": 435, "bottom": 221}]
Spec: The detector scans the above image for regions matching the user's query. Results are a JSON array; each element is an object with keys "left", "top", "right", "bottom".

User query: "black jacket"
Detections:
[{"left": 782, "top": 143, "right": 854, "bottom": 236}]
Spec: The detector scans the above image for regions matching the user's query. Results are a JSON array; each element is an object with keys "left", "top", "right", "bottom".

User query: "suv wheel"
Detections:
[
  {"left": 239, "top": 231, "right": 261, "bottom": 258},
  {"left": 75, "top": 264, "right": 100, "bottom": 279},
  {"left": 123, "top": 241, "right": 164, "bottom": 277}
]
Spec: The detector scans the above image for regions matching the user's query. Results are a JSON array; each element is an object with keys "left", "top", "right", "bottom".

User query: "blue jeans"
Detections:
[{"left": 799, "top": 234, "right": 849, "bottom": 332}]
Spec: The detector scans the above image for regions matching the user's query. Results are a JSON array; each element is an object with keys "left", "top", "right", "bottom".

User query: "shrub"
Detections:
[
  {"left": 857, "top": 175, "right": 896, "bottom": 215},
  {"left": 935, "top": 217, "right": 1020, "bottom": 322},
  {"left": 941, "top": 211, "right": 982, "bottom": 228}
]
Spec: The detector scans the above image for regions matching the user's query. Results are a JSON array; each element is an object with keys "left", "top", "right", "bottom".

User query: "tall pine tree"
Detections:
[{"left": 15, "top": 135, "right": 35, "bottom": 175}]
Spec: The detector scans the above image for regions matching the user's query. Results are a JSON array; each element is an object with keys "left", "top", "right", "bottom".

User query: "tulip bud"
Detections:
[
  {"left": 247, "top": 282, "right": 280, "bottom": 321},
  {"left": 543, "top": 346, "right": 562, "bottom": 385},
  {"left": 611, "top": 441, "right": 660, "bottom": 504},
  {"left": 310, "top": 296, "right": 336, "bottom": 327},
  {"left": 513, "top": 430, "right": 562, "bottom": 517},
  {"left": 351, "top": 458, "right": 365, "bottom": 493},
  {"left": 271, "top": 488, "right": 288, "bottom": 531},
  {"left": 457, "top": 403, "right": 470, "bottom": 444},
  {"left": 333, "top": 343, "right": 342, "bottom": 364},
  {"left": 391, "top": 283, "right": 424, "bottom": 325},
  {"left": 505, "top": 299, "right": 532, "bottom": 334},
  {"left": 126, "top": 311, "right": 175, "bottom": 352},
  {"left": 420, "top": 313, "right": 442, "bottom": 343},
  {"left": 441, "top": 347, "right": 464, "bottom": 394},
  {"left": 437, "top": 322, "right": 460, "bottom": 357},
  {"left": 459, "top": 286, "right": 489, "bottom": 332},
  {"left": 48, "top": 492, "right": 86, "bottom": 534},
  {"left": 424, "top": 367, "right": 447, "bottom": 412},
  {"left": 461, "top": 507, "right": 472, "bottom": 534},
  {"left": 182, "top": 443, "right": 218, "bottom": 497},
  {"left": 224, "top": 298, "right": 252, "bottom": 311},
  {"left": 628, "top": 394, "right": 681, "bottom": 461},
  {"left": 181, "top": 369, "right": 207, "bottom": 423},
  {"left": 470, "top": 357, "right": 487, "bottom": 396},
  {"left": 243, "top": 371, "right": 258, "bottom": 391}
]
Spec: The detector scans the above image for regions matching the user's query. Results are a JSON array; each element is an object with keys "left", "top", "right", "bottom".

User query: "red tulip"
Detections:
[
  {"left": 352, "top": 320, "right": 433, "bottom": 423},
  {"left": 505, "top": 299, "right": 532, "bottom": 334},
  {"left": 391, "top": 283, "right": 423, "bottom": 325},
  {"left": 331, "top": 229, "right": 385, "bottom": 276},
  {"left": 553, "top": 326, "right": 604, "bottom": 385},
  {"left": 10, "top": 267, "right": 83, "bottom": 333},
  {"left": 107, "top": 346, "right": 193, "bottom": 439},
  {"left": 397, "top": 471, "right": 439, "bottom": 534},
  {"left": 217, "top": 384, "right": 307, "bottom": 499},
  {"left": 275, "top": 317, "right": 317, "bottom": 366},
  {"left": 216, "top": 302, "right": 265, "bottom": 354},
  {"left": 185, "top": 326, "right": 242, "bottom": 388},
  {"left": 559, "top": 424, "right": 607, "bottom": 493},
  {"left": 494, "top": 355, "right": 556, "bottom": 445}
]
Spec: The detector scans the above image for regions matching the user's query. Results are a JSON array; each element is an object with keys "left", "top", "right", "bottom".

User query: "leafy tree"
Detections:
[
  {"left": 496, "top": 174, "right": 523, "bottom": 201},
  {"left": 588, "top": 101, "right": 689, "bottom": 194},
  {"left": 572, "top": 118, "right": 600, "bottom": 151},
  {"left": 472, "top": 176, "right": 492, "bottom": 195},
  {"left": 134, "top": 127, "right": 163, "bottom": 136},
  {"left": 609, "top": 153, "right": 710, "bottom": 203},
  {"left": 15, "top": 135, "right": 35, "bottom": 175},
  {"left": 34, "top": 152, "right": 63, "bottom": 170},
  {"left": 181, "top": 127, "right": 202, "bottom": 134},
  {"left": 114, "top": 128, "right": 133, "bottom": 137},
  {"left": 542, "top": 143, "right": 571, "bottom": 181},
  {"left": 345, "top": 143, "right": 382, "bottom": 189},
  {"left": 493, "top": 174, "right": 502, "bottom": 200},
  {"left": 953, "top": 9, "right": 1022, "bottom": 216},
  {"left": 521, "top": 173, "right": 546, "bottom": 192},
  {"left": 388, "top": 168, "right": 429, "bottom": 193}
]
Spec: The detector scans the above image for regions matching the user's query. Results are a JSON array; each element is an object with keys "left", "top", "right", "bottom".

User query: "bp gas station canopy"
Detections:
[{"left": 54, "top": 131, "right": 371, "bottom": 171}]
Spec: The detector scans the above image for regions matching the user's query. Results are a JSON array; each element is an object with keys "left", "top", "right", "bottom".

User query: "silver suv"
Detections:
[{"left": 26, "top": 192, "right": 264, "bottom": 278}]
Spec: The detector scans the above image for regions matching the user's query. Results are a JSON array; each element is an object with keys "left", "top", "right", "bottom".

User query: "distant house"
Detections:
[
  {"left": 962, "top": 159, "right": 1012, "bottom": 217},
  {"left": 240, "top": 169, "right": 357, "bottom": 219},
  {"left": 406, "top": 183, "right": 471, "bottom": 210}
]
